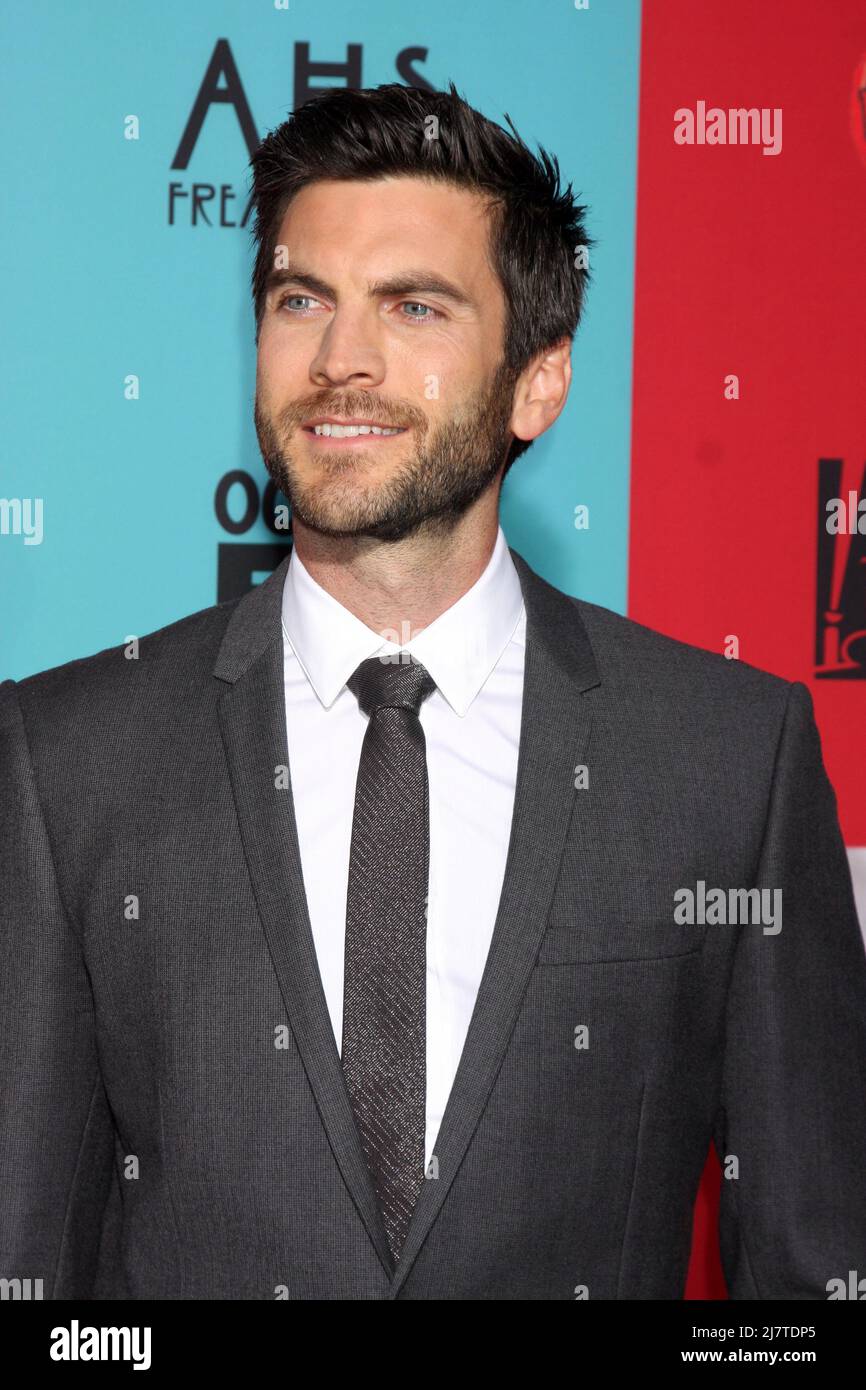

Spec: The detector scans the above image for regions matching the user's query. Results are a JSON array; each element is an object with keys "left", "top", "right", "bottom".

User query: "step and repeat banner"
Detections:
[{"left": 1, "top": 0, "right": 863, "bottom": 1300}]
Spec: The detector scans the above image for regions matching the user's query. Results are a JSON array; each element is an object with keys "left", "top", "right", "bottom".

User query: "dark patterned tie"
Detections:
[{"left": 342, "top": 651, "right": 437, "bottom": 1263}]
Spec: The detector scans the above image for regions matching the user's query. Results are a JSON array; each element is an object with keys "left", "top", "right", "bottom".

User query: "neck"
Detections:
[{"left": 290, "top": 499, "right": 501, "bottom": 641}]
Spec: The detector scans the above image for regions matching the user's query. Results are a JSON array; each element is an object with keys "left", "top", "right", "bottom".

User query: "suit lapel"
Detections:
[
  {"left": 214, "top": 552, "right": 395, "bottom": 1276},
  {"left": 212, "top": 545, "right": 601, "bottom": 1293},
  {"left": 389, "top": 548, "right": 600, "bottom": 1292}
]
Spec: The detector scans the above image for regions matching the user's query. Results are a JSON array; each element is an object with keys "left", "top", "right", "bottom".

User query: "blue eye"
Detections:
[
  {"left": 401, "top": 302, "right": 440, "bottom": 321},
  {"left": 278, "top": 294, "right": 317, "bottom": 313},
  {"left": 275, "top": 294, "right": 441, "bottom": 321}
]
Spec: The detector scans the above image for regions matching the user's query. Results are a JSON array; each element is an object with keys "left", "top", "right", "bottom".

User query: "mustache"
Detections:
[{"left": 277, "top": 391, "right": 429, "bottom": 434}]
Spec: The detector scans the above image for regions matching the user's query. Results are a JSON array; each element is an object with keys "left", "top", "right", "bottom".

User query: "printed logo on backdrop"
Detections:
[
  {"left": 169, "top": 38, "right": 435, "bottom": 226},
  {"left": 215, "top": 470, "right": 292, "bottom": 602},
  {"left": 851, "top": 52, "right": 866, "bottom": 169},
  {"left": 815, "top": 459, "right": 866, "bottom": 678}
]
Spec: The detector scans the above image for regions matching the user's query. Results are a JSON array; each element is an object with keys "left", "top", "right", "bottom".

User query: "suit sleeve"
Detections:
[
  {"left": 712, "top": 679, "right": 866, "bottom": 1298},
  {"left": 0, "top": 679, "right": 116, "bottom": 1297}
]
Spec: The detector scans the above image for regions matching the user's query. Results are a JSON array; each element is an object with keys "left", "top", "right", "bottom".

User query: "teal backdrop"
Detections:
[{"left": 0, "top": 0, "right": 641, "bottom": 679}]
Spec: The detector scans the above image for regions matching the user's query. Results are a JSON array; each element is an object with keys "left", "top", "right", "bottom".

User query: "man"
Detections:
[{"left": 2, "top": 82, "right": 865, "bottom": 1301}]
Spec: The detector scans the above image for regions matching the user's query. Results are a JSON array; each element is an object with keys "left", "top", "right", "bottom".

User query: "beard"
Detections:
[{"left": 253, "top": 361, "right": 518, "bottom": 543}]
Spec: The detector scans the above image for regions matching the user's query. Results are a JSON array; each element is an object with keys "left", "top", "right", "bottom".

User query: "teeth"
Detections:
[{"left": 312, "top": 423, "right": 403, "bottom": 438}]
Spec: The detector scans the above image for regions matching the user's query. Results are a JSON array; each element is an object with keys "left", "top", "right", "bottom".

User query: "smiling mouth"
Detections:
[{"left": 303, "top": 422, "right": 408, "bottom": 440}]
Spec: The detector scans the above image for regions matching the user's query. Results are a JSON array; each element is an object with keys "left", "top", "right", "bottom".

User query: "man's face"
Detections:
[{"left": 254, "top": 176, "right": 518, "bottom": 542}]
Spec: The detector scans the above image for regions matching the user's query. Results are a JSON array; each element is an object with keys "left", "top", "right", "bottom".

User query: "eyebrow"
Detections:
[{"left": 264, "top": 264, "right": 477, "bottom": 311}]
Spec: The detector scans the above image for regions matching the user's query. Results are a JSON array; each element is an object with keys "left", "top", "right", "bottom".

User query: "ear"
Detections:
[{"left": 509, "top": 337, "right": 572, "bottom": 446}]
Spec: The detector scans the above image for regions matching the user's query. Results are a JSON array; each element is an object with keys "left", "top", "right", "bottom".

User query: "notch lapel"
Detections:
[{"left": 214, "top": 552, "right": 395, "bottom": 1276}]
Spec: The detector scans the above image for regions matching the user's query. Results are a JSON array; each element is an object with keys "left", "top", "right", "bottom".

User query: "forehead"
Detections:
[{"left": 274, "top": 176, "right": 499, "bottom": 288}]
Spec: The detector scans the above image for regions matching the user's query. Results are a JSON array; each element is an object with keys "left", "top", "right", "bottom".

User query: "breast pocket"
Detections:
[{"left": 535, "top": 915, "right": 707, "bottom": 965}]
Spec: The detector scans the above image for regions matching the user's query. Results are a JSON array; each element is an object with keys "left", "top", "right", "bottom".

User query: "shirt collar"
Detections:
[{"left": 281, "top": 524, "right": 526, "bottom": 717}]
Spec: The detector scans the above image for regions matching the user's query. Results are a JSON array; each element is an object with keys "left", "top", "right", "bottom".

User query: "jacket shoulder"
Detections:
[
  {"left": 2, "top": 595, "right": 242, "bottom": 727},
  {"left": 568, "top": 593, "right": 796, "bottom": 706}
]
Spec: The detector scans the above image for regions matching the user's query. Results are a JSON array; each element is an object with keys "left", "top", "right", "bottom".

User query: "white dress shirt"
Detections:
[{"left": 280, "top": 524, "right": 526, "bottom": 1169}]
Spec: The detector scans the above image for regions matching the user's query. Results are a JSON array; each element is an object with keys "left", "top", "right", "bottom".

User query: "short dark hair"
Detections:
[{"left": 249, "top": 81, "right": 593, "bottom": 471}]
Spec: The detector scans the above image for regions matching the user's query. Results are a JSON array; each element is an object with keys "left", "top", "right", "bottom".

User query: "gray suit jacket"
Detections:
[{"left": 2, "top": 547, "right": 865, "bottom": 1300}]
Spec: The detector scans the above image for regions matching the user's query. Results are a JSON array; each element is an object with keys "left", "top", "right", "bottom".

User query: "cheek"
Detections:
[
  {"left": 388, "top": 325, "right": 467, "bottom": 388},
  {"left": 426, "top": 371, "right": 488, "bottom": 424},
  {"left": 256, "top": 337, "right": 303, "bottom": 401},
  {"left": 400, "top": 359, "right": 466, "bottom": 413},
  {"left": 416, "top": 334, "right": 491, "bottom": 410}
]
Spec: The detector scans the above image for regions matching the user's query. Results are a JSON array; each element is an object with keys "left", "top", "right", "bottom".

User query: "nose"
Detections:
[{"left": 309, "top": 307, "right": 386, "bottom": 390}]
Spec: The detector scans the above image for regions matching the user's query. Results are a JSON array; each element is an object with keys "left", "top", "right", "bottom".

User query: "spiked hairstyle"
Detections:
[{"left": 249, "top": 82, "right": 593, "bottom": 472}]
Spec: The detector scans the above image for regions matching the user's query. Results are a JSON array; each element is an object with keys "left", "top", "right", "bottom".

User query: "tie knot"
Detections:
[{"left": 346, "top": 653, "right": 437, "bottom": 718}]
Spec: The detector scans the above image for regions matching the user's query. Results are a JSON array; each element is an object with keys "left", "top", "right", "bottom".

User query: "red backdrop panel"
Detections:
[{"left": 630, "top": 0, "right": 866, "bottom": 1298}]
